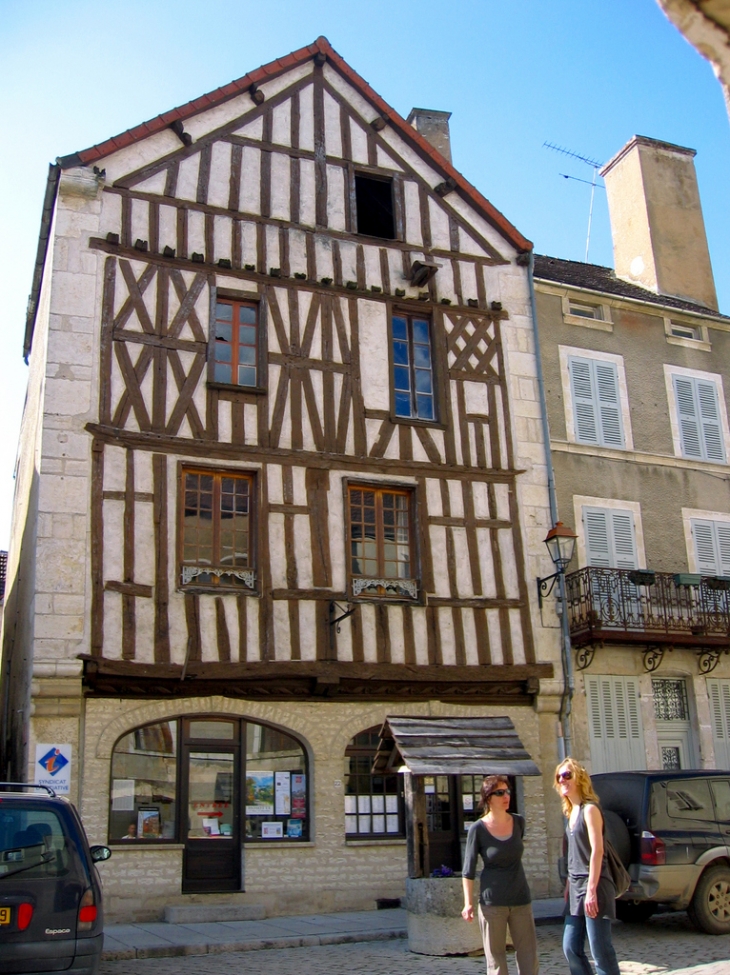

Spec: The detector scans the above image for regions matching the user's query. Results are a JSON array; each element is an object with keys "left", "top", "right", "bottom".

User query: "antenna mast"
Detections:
[{"left": 544, "top": 143, "right": 604, "bottom": 262}]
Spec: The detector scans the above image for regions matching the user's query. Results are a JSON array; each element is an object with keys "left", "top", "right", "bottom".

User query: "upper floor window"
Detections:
[
  {"left": 568, "top": 355, "right": 625, "bottom": 448},
  {"left": 568, "top": 300, "right": 603, "bottom": 321},
  {"left": 392, "top": 314, "right": 435, "bottom": 422},
  {"left": 181, "top": 468, "right": 255, "bottom": 589},
  {"left": 691, "top": 519, "right": 730, "bottom": 577},
  {"left": 582, "top": 506, "right": 638, "bottom": 569},
  {"left": 212, "top": 299, "right": 259, "bottom": 387},
  {"left": 355, "top": 174, "right": 395, "bottom": 239},
  {"left": 672, "top": 374, "right": 726, "bottom": 463},
  {"left": 348, "top": 485, "right": 417, "bottom": 599}
]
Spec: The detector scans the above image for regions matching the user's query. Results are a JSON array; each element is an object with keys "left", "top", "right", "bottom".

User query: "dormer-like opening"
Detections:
[{"left": 355, "top": 173, "right": 395, "bottom": 239}]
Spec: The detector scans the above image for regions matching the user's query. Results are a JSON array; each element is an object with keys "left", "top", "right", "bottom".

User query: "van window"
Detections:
[{"left": 0, "top": 805, "right": 71, "bottom": 879}]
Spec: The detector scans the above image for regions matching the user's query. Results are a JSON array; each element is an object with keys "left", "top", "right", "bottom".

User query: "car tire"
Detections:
[
  {"left": 615, "top": 899, "right": 657, "bottom": 923},
  {"left": 688, "top": 865, "right": 730, "bottom": 935}
]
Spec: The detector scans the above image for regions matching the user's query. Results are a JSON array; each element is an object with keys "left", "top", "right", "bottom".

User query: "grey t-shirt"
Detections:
[{"left": 462, "top": 814, "right": 531, "bottom": 907}]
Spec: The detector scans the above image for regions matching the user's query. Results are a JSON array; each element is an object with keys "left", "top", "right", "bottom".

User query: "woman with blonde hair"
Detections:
[
  {"left": 555, "top": 757, "right": 619, "bottom": 975},
  {"left": 462, "top": 774, "right": 538, "bottom": 975}
]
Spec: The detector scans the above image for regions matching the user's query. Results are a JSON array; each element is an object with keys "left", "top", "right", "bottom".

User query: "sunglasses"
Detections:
[
  {"left": 556, "top": 770, "right": 573, "bottom": 782},
  {"left": 490, "top": 788, "right": 511, "bottom": 797}
]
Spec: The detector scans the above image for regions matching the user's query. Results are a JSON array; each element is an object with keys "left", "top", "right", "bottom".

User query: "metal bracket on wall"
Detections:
[
  {"left": 575, "top": 645, "right": 596, "bottom": 671},
  {"left": 643, "top": 645, "right": 668, "bottom": 673},
  {"left": 329, "top": 602, "right": 355, "bottom": 633},
  {"left": 697, "top": 648, "right": 728, "bottom": 675}
]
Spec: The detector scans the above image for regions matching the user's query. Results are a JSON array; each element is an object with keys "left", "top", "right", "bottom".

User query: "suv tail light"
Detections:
[
  {"left": 640, "top": 830, "right": 666, "bottom": 865},
  {"left": 77, "top": 889, "right": 97, "bottom": 931},
  {"left": 17, "top": 903, "right": 33, "bottom": 931}
]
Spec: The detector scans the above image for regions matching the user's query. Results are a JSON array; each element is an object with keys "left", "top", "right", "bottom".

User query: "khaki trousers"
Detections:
[{"left": 478, "top": 903, "right": 539, "bottom": 975}]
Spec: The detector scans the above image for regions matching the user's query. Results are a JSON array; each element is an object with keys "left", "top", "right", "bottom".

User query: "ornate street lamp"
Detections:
[{"left": 537, "top": 522, "right": 578, "bottom": 607}]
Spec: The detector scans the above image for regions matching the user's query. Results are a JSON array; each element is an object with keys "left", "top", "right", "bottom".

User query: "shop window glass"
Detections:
[
  {"left": 245, "top": 724, "right": 308, "bottom": 841},
  {"left": 344, "top": 728, "right": 404, "bottom": 838},
  {"left": 110, "top": 720, "right": 177, "bottom": 841}
]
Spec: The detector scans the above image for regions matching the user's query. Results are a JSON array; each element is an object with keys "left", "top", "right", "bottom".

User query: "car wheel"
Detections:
[
  {"left": 615, "top": 899, "right": 657, "bottom": 923},
  {"left": 688, "top": 865, "right": 730, "bottom": 935}
]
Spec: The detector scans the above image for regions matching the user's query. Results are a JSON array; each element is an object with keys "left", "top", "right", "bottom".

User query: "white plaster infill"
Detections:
[
  {"left": 571, "top": 494, "right": 646, "bottom": 570},
  {"left": 558, "top": 345, "right": 633, "bottom": 451},
  {"left": 663, "top": 364, "right": 730, "bottom": 463}
]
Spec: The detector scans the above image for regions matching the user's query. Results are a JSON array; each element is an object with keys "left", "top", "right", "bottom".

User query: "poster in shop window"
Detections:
[
  {"left": 246, "top": 771, "right": 274, "bottom": 814},
  {"left": 291, "top": 773, "right": 306, "bottom": 819},
  {"left": 275, "top": 772, "right": 291, "bottom": 815}
]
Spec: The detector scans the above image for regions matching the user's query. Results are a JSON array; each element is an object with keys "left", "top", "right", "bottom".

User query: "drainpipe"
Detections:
[{"left": 525, "top": 251, "right": 574, "bottom": 759}]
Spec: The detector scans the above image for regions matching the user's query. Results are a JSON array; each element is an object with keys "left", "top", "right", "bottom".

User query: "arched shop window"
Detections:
[
  {"left": 344, "top": 727, "right": 404, "bottom": 838},
  {"left": 109, "top": 717, "right": 308, "bottom": 843}
]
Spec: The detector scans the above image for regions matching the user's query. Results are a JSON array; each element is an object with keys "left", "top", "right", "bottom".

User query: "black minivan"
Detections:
[{"left": 0, "top": 783, "right": 111, "bottom": 974}]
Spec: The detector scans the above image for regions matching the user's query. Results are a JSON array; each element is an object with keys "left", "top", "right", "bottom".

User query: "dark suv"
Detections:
[
  {"left": 0, "top": 783, "right": 111, "bottom": 974},
  {"left": 591, "top": 770, "right": 730, "bottom": 935}
]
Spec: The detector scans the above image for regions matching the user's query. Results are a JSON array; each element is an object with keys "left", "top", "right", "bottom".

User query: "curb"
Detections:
[{"left": 101, "top": 926, "right": 407, "bottom": 961}]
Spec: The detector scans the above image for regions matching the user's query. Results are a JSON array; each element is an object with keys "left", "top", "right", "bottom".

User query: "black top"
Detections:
[
  {"left": 566, "top": 803, "right": 616, "bottom": 919},
  {"left": 462, "top": 814, "right": 531, "bottom": 907}
]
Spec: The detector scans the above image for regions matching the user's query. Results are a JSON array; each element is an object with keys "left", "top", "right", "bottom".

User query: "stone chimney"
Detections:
[
  {"left": 407, "top": 108, "right": 452, "bottom": 163},
  {"left": 600, "top": 136, "right": 717, "bottom": 309}
]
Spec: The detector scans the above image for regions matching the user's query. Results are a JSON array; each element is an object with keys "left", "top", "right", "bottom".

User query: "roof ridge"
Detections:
[{"left": 58, "top": 36, "right": 531, "bottom": 253}]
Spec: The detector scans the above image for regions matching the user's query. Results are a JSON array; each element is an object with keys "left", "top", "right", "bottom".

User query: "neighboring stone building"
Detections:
[
  {"left": 657, "top": 0, "right": 730, "bottom": 119},
  {"left": 534, "top": 135, "right": 730, "bottom": 776},
  {"left": 0, "top": 38, "right": 563, "bottom": 920}
]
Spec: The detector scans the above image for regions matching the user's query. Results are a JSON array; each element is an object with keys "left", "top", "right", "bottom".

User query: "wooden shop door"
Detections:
[{"left": 181, "top": 720, "right": 241, "bottom": 892}]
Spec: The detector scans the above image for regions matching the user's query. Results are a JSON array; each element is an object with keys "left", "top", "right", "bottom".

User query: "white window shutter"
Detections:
[
  {"left": 716, "top": 524, "right": 730, "bottom": 576},
  {"left": 674, "top": 376, "right": 702, "bottom": 458},
  {"left": 697, "top": 380, "right": 725, "bottom": 462},
  {"left": 584, "top": 509, "right": 611, "bottom": 566},
  {"left": 693, "top": 519, "right": 718, "bottom": 574},
  {"left": 611, "top": 512, "right": 638, "bottom": 570},
  {"left": 586, "top": 676, "right": 646, "bottom": 773},
  {"left": 707, "top": 680, "right": 730, "bottom": 768},
  {"left": 595, "top": 362, "right": 624, "bottom": 447},
  {"left": 570, "top": 358, "right": 598, "bottom": 444}
]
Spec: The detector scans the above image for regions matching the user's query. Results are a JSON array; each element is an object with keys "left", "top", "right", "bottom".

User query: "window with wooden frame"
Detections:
[
  {"left": 211, "top": 298, "right": 259, "bottom": 388},
  {"left": 392, "top": 313, "right": 436, "bottom": 422},
  {"left": 180, "top": 468, "right": 256, "bottom": 590},
  {"left": 344, "top": 728, "right": 404, "bottom": 838},
  {"left": 348, "top": 484, "right": 417, "bottom": 599},
  {"left": 354, "top": 173, "right": 395, "bottom": 239}
]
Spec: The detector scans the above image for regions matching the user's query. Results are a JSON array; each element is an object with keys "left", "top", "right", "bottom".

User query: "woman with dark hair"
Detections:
[
  {"left": 555, "top": 757, "right": 620, "bottom": 975},
  {"left": 461, "top": 774, "right": 538, "bottom": 975}
]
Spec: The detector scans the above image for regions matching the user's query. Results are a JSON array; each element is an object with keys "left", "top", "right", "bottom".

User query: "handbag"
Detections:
[{"left": 604, "top": 837, "right": 631, "bottom": 896}]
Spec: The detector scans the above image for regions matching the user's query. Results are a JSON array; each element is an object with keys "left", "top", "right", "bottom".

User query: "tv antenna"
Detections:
[{"left": 544, "top": 142, "right": 605, "bottom": 262}]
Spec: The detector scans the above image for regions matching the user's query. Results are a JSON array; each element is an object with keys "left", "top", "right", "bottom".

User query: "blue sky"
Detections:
[{"left": 0, "top": 0, "right": 728, "bottom": 544}]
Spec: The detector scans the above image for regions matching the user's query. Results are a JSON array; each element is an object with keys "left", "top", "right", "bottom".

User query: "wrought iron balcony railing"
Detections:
[{"left": 565, "top": 567, "right": 730, "bottom": 672}]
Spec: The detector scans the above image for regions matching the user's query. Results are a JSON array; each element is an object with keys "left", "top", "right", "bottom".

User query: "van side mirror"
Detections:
[{"left": 90, "top": 845, "right": 112, "bottom": 862}]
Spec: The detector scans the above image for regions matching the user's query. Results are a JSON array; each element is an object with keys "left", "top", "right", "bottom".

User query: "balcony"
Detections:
[{"left": 565, "top": 567, "right": 730, "bottom": 673}]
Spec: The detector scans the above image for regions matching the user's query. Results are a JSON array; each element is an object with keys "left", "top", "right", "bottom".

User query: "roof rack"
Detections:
[{"left": 0, "top": 782, "right": 57, "bottom": 798}]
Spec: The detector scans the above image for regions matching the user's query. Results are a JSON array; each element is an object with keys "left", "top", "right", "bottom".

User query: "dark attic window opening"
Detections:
[{"left": 355, "top": 174, "right": 395, "bottom": 240}]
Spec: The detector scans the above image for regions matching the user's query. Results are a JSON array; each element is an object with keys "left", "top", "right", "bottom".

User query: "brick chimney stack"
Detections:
[{"left": 600, "top": 136, "right": 717, "bottom": 310}]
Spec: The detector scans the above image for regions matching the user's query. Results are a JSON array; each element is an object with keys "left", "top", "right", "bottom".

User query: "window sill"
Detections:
[
  {"left": 208, "top": 382, "right": 268, "bottom": 396},
  {"left": 109, "top": 842, "right": 185, "bottom": 849},
  {"left": 562, "top": 313, "right": 613, "bottom": 332},
  {"left": 665, "top": 335, "right": 712, "bottom": 353},
  {"left": 345, "top": 837, "right": 406, "bottom": 846},
  {"left": 245, "top": 840, "right": 315, "bottom": 848},
  {"left": 390, "top": 414, "right": 447, "bottom": 431},
  {"left": 178, "top": 585, "right": 260, "bottom": 597}
]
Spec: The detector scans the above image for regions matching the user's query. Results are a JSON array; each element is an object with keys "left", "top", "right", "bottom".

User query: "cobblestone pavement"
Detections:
[{"left": 100, "top": 913, "right": 730, "bottom": 975}]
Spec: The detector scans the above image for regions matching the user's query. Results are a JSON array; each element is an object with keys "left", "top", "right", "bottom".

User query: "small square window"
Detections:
[
  {"left": 670, "top": 322, "right": 700, "bottom": 341},
  {"left": 568, "top": 300, "right": 602, "bottom": 320},
  {"left": 212, "top": 299, "right": 259, "bottom": 387},
  {"left": 355, "top": 174, "right": 395, "bottom": 239}
]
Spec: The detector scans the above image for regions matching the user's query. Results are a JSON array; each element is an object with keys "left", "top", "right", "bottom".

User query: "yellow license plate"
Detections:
[{"left": 0, "top": 907, "right": 10, "bottom": 925}]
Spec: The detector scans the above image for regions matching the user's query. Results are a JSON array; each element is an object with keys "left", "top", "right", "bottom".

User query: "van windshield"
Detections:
[{"left": 0, "top": 804, "right": 72, "bottom": 879}]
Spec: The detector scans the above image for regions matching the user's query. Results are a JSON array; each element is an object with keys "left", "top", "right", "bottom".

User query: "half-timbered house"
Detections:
[{"left": 1, "top": 37, "right": 562, "bottom": 919}]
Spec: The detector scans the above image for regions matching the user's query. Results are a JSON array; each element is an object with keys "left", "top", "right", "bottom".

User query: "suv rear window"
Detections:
[
  {"left": 650, "top": 778, "right": 716, "bottom": 829},
  {"left": 0, "top": 805, "right": 72, "bottom": 879}
]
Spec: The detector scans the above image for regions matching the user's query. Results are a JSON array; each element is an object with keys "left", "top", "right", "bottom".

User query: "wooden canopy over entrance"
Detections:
[
  {"left": 374, "top": 716, "right": 540, "bottom": 878},
  {"left": 373, "top": 715, "right": 541, "bottom": 777}
]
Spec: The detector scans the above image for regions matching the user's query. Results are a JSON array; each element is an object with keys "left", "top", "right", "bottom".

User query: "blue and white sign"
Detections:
[{"left": 35, "top": 744, "right": 72, "bottom": 795}]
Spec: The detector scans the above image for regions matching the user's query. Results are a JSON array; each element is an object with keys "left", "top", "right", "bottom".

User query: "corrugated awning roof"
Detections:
[{"left": 373, "top": 716, "right": 540, "bottom": 776}]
